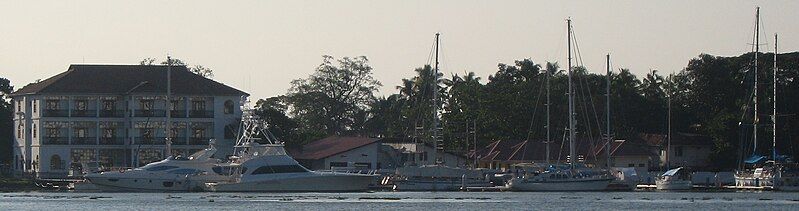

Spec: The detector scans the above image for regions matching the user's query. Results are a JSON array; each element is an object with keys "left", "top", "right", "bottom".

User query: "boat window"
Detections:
[
  {"left": 168, "top": 168, "right": 202, "bottom": 175},
  {"left": 145, "top": 166, "right": 179, "bottom": 171},
  {"left": 251, "top": 165, "right": 307, "bottom": 175}
]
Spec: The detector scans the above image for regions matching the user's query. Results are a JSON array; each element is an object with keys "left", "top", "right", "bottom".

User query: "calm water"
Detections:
[{"left": 1, "top": 191, "right": 798, "bottom": 210}]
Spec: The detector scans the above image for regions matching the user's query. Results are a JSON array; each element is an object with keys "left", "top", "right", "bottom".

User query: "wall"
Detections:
[{"left": 321, "top": 142, "right": 380, "bottom": 170}]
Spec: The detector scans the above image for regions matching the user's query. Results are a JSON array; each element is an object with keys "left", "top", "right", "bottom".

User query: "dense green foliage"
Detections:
[
  {"left": 261, "top": 52, "right": 799, "bottom": 170},
  {"left": 0, "top": 78, "right": 12, "bottom": 164}
]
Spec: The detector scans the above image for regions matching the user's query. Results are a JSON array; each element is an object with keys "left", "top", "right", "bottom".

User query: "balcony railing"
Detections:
[
  {"left": 71, "top": 110, "right": 97, "bottom": 117},
  {"left": 72, "top": 137, "right": 97, "bottom": 145},
  {"left": 168, "top": 137, "right": 189, "bottom": 145},
  {"left": 100, "top": 137, "right": 126, "bottom": 145},
  {"left": 99, "top": 110, "right": 126, "bottom": 118},
  {"left": 189, "top": 110, "right": 214, "bottom": 118},
  {"left": 134, "top": 137, "right": 166, "bottom": 145},
  {"left": 134, "top": 109, "right": 166, "bottom": 117},
  {"left": 43, "top": 137, "right": 69, "bottom": 145},
  {"left": 189, "top": 138, "right": 211, "bottom": 145},
  {"left": 43, "top": 109, "right": 69, "bottom": 117},
  {"left": 170, "top": 110, "right": 187, "bottom": 118}
]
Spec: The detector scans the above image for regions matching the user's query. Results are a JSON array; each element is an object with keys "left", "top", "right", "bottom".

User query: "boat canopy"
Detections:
[
  {"left": 661, "top": 167, "right": 683, "bottom": 177},
  {"left": 744, "top": 155, "right": 768, "bottom": 164}
]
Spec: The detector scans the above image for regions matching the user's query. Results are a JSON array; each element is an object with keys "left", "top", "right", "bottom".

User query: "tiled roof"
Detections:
[
  {"left": 291, "top": 136, "right": 380, "bottom": 160},
  {"left": 11, "top": 64, "right": 247, "bottom": 96}
]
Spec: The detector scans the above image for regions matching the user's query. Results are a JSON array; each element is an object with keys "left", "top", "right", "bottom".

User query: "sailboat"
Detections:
[
  {"left": 604, "top": 55, "right": 640, "bottom": 191},
  {"left": 656, "top": 74, "right": 692, "bottom": 190},
  {"left": 390, "top": 33, "right": 492, "bottom": 191},
  {"left": 734, "top": 7, "right": 783, "bottom": 189},
  {"left": 506, "top": 18, "right": 613, "bottom": 191}
]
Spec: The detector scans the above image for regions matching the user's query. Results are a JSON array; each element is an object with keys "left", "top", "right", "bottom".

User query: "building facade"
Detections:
[{"left": 11, "top": 64, "right": 247, "bottom": 178}]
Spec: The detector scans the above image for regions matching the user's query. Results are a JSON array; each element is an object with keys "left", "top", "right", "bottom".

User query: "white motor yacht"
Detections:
[
  {"left": 85, "top": 144, "right": 228, "bottom": 192},
  {"left": 506, "top": 163, "right": 613, "bottom": 191},
  {"left": 655, "top": 167, "right": 692, "bottom": 190},
  {"left": 205, "top": 143, "right": 375, "bottom": 192}
]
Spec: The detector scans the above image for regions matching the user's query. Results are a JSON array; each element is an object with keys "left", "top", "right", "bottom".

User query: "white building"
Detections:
[{"left": 10, "top": 64, "right": 247, "bottom": 178}]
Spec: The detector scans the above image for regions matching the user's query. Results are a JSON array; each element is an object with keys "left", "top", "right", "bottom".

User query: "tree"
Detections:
[
  {"left": 0, "top": 78, "right": 13, "bottom": 164},
  {"left": 138, "top": 57, "right": 214, "bottom": 78},
  {"left": 286, "top": 55, "right": 381, "bottom": 135}
]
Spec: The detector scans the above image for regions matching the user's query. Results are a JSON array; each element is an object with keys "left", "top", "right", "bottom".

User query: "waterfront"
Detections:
[{"left": 1, "top": 191, "right": 798, "bottom": 210}]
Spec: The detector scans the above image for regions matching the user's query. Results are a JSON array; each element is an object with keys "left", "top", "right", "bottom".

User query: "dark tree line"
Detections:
[{"left": 255, "top": 52, "right": 799, "bottom": 170}]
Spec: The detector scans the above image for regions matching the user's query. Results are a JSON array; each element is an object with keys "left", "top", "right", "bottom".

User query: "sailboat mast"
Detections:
[
  {"left": 667, "top": 76, "right": 672, "bottom": 170},
  {"left": 567, "top": 18, "right": 576, "bottom": 168},
  {"left": 753, "top": 7, "right": 759, "bottom": 154},
  {"left": 773, "top": 33, "right": 777, "bottom": 159},
  {"left": 432, "top": 33, "right": 441, "bottom": 164},
  {"left": 546, "top": 60, "right": 551, "bottom": 164},
  {"left": 605, "top": 54, "right": 611, "bottom": 168},
  {"left": 165, "top": 56, "right": 172, "bottom": 157}
]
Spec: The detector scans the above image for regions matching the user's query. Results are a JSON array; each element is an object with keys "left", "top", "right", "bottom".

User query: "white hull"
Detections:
[
  {"left": 508, "top": 178, "right": 612, "bottom": 191},
  {"left": 655, "top": 179, "right": 692, "bottom": 190},
  {"left": 88, "top": 175, "right": 226, "bottom": 192},
  {"left": 393, "top": 179, "right": 491, "bottom": 191},
  {"left": 208, "top": 173, "right": 374, "bottom": 192}
]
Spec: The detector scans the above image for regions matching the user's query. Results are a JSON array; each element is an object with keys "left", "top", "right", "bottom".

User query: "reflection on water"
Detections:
[{"left": 1, "top": 191, "right": 798, "bottom": 210}]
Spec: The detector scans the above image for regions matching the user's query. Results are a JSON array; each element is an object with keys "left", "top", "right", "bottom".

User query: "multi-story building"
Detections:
[{"left": 10, "top": 64, "right": 247, "bottom": 178}]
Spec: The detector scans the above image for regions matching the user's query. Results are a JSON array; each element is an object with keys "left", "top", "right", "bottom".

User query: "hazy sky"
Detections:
[{"left": 1, "top": 1, "right": 797, "bottom": 100}]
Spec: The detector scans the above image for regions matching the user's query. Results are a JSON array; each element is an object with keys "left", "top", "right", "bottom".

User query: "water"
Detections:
[{"left": 1, "top": 191, "right": 798, "bottom": 210}]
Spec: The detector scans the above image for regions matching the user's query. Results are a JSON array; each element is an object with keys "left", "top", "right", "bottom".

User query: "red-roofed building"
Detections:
[{"left": 290, "top": 136, "right": 381, "bottom": 170}]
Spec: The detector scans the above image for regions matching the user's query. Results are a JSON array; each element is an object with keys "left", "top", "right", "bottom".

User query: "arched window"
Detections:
[
  {"left": 223, "top": 100, "right": 234, "bottom": 114},
  {"left": 50, "top": 155, "right": 63, "bottom": 170}
]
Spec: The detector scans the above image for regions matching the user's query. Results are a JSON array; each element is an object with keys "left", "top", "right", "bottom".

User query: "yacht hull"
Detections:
[
  {"left": 208, "top": 174, "right": 374, "bottom": 192},
  {"left": 393, "top": 179, "right": 491, "bottom": 191},
  {"left": 655, "top": 179, "right": 692, "bottom": 190},
  {"left": 507, "top": 178, "right": 612, "bottom": 191}
]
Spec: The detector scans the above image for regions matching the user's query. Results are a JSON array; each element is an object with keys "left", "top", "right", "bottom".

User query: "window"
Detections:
[
  {"left": 141, "top": 128, "right": 154, "bottom": 139},
  {"left": 74, "top": 128, "right": 87, "bottom": 138},
  {"left": 103, "top": 128, "right": 115, "bottom": 138},
  {"left": 46, "top": 100, "right": 59, "bottom": 110},
  {"left": 170, "top": 100, "right": 180, "bottom": 111},
  {"left": 140, "top": 100, "right": 154, "bottom": 110},
  {"left": 102, "top": 100, "right": 115, "bottom": 111},
  {"left": 421, "top": 152, "right": 428, "bottom": 161},
  {"left": 191, "top": 100, "right": 205, "bottom": 111},
  {"left": 638, "top": 163, "right": 645, "bottom": 167},
  {"left": 167, "top": 168, "right": 202, "bottom": 175},
  {"left": 75, "top": 100, "right": 87, "bottom": 111},
  {"left": 628, "top": 163, "right": 635, "bottom": 167},
  {"left": 169, "top": 128, "right": 179, "bottom": 138},
  {"left": 223, "top": 100, "right": 234, "bottom": 114},
  {"left": 145, "top": 165, "right": 179, "bottom": 171},
  {"left": 46, "top": 128, "right": 60, "bottom": 138},
  {"left": 32, "top": 124, "right": 36, "bottom": 138},
  {"left": 330, "top": 162, "right": 347, "bottom": 168},
  {"left": 17, "top": 125, "right": 23, "bottom": 139},
  {"left": 251, "top": 165, "right": 307, "bottom": 175},
  {"left": 676, "top": 146, "right": 684, "bottom": 157},
  {"left": 32, "top": 101, "right": 37, "bottom": 113},
  {"left": 50, "top": 155, "right": 63, "bottom": 170},
  {"left": 17, "top": 101, "right": 21, "bottom": 112},
  {"left": 193, "top": 128, "right": 205, "bottom": 138}
]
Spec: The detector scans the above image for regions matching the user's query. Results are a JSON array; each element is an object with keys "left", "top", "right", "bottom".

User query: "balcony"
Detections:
[
  {"left": 72, "top": 137, "right": 97, "bottom": 145},
  {"left": 43, "top": 137, "right": 69, "bottom": 145},
  {"left": 134, "top": 137, "right": 166, "bottom": 145},
  {"left": 99, "top": 110, "right": 126, "bottom": 118},
  {"left": 43, "top": 109, "right": 69, "bottom": 117},
  {"left": 189, "top": 137, "right": 211, "bottom": 145},
  {"left": 134, "top": 109, "right": 166, "bottom": 117},
  {"left": 189, "top": 110, "right": 214, "bottom": 118},
  {"left": 71, "top": 110, "right": 97, "bottom": 117},
  {"left": 170, "top": 110, "right": 187, "bottom": 118},
  {"left": 100, "top": 137, "right": 126, "bottom": 145},
  {"left": 169, "top": 137, "right": 189, "bottom": 145}
]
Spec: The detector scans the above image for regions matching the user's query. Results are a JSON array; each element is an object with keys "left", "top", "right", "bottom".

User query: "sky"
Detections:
[{"left": 1, "top": 1, "right": 797, "bottom": 100}]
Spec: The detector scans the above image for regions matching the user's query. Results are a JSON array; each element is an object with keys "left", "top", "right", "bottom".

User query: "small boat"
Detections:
[
  {"left": 606, "top": 167, "right": 639, "bottom": 191},
  {"left": 205, "top": 143, "right": 375, "bottom": 192},
  {"left": 85, "top": 143, "right": 230, "bottom": 192},
  {"left": 506, "top": 163, "right": 613, "bottom": 191},
  {"left": 390, "top": 165, "right": 492, "bottom": 191},
  {"left": 655, "top": 167, "right": 692, "bottom": 190}
]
